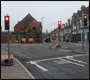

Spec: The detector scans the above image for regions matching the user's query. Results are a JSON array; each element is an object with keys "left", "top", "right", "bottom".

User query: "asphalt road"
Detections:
[{"left": 1, "top": 41, "right": 89, "bottom": 79}]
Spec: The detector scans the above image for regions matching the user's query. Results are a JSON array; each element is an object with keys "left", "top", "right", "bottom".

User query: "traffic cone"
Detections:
[
  {"left": 56, "top": 41, "right": 58, "bottom": 48},
  {"left": 49, "top": 42, "right": 52, "bottom": 49},
  {"left": 11, "top": 51, "right": 14, "bottom": 62}
]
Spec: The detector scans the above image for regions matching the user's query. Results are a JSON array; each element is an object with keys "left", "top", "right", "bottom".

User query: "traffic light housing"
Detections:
[
  {"left": 58, "top": 21, "right": 62, "bottom": 29},
  {"left": 5, "top": 16, "right": 9, "bottom": 30},
  {"left": 84, "top": 14, "right": 88, "bottom": 27}
]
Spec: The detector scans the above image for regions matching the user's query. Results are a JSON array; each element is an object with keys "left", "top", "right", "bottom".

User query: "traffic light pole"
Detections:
[
  {"left": 58, "top": 25, "right": 60, "bottom": 47},
  {"left": 8, "top": 30, "right": 10, "bottom": 60},
  {"left": 82, "top": 14, "right": 84, "bottom": 51}
]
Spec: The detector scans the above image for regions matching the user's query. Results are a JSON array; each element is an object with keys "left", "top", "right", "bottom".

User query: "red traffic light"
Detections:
[
  {"left": 5, "top": 16, "right": 9, "bottom": 21},
  {"left": 58, "top": 21, "right": 61, "bottom": 24},
  {"left": 58, "top": 21, "right": 62, "bottom": 29},
  {"left": 5, "top": 15, "right": 9, "bottom": 30}
]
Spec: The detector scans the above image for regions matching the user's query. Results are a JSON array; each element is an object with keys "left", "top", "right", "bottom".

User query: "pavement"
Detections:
[{"left": 1, "top": 50, "right": 35, "bottom": 79}]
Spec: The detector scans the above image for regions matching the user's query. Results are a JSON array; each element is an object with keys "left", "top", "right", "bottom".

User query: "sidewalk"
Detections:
[{"left": 1, "top": 50, "right": 34, "bottom": 79}]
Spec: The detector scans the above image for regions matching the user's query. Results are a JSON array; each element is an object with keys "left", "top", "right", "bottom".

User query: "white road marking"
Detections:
[
  {"left": 30, "top": 61, "right": 48, "bottom": 72},
  {"left": 58, "top": 58, "right": 85, "bottom": 67},
  {"left": 27, "top": 54, "right": 88, "bottom": 70},
  {"left": 74, "top": 50, "right": 88, "bottom": 54},
  {"left": 59, "top": 49, "right": 72, "bottom": 52},
  {"left": 54, "top": 60, "right": 70, "bottom": 64},
  {"left": 28, "top": 54, "right": 89, "bottom": 63},
  {"left": 66, "top": 58, "right": 87, "bottom": 64}
]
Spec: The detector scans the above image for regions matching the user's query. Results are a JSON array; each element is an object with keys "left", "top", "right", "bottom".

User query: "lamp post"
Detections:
[
  {"left": 42, "top": 17, "right": 44, "bottom": 32},
  {"left": 42, "top": 17, "right": 44, "bottom": 42}
]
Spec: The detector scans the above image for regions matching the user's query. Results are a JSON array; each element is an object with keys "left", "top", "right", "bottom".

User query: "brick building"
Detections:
[
  {"left": 11, "top": 13, "right": 42, "bottom": 43},
  {"left": 50, "top": 5, "right": 89, "bottom": 43},
  {"left": 1, "top": 27, "right": 8, "bottom": 43}
]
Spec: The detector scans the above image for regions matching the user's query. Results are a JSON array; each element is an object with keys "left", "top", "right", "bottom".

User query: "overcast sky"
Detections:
[{"left": 1, "top": 1, "right": 89, "bottom": 32}]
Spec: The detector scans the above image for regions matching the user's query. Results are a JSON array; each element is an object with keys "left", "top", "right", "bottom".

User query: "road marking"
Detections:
[
  {"left": 58, "top": 58, "right": 85, "bottom": 67},
  {"left": 16, "top": 58, "right": 35, "bottom": 79},
  {"left": 59, "top": 49, "right": 72, "bottom": 52},
  {"left": 54, "top": 60, "right": 70, "bottom": 64},
  {"left": 74, "top": 50, "right": 88, "bottom": 54},
  {"left": 28, "top": 54, "right": 89, "bottom": 63},
  {"left": 30, "top": 61, "right": 48, "bottom": 72},
  {"left": 66, "top": 58, "right": 87, "bottom": 64}
]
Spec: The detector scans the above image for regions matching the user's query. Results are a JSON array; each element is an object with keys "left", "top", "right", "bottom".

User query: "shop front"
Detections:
[{"left": 8, "top": 32, "right": 42, "bottom": 43}]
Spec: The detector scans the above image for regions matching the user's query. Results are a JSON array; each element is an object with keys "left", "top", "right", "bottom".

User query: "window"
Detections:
[
  {"left": 20, "top": 27, "right": 24, "bottom": 32},
  {"left": 80, "top": 19, "right": 82, "bottom": 28},
  {"left": 32, "top": 27, "right": 36, "bottom": 30},
  {"left": 29, "top": 36, "right": 33, "bottom": 41},
  {"left": 87, "top": 18, "right": 89, "bottom": 26},
  {"left": 22, "top": 36, "right": 25, "bottom": 41},
  {"left": 73, "top": 23, "right": 76, "bottom": 30},
  {"left": 77, "top": 21, "right": 79, "bottom": 30},
  {"left": 16, "top": 35, "right": 18, "bottom": 40}
]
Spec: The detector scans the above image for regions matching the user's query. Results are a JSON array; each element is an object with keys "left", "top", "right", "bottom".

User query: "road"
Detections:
[{"left": 1, "top": 41, "right": 89, "bottom": 79}]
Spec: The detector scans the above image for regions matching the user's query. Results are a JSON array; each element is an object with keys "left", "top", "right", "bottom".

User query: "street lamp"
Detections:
[{"left": 42, "top": 17, "right": 44, "bottom": 32}]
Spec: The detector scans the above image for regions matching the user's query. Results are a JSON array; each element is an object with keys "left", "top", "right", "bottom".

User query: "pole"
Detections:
[
  {"left": 19, "top": 33, "right": 21, "bottom": 43},
  {"left": 58, "top": 25, "right": 60, "bottom": 47},
  {"left": 82, "top": 13, "right": 84, "bottom": 51},
  {"left": 42, "top": 17, "right": 44, "bottom": 43},
  {"left": 8, "top": 30, "right": 10, "bottom": 60}
]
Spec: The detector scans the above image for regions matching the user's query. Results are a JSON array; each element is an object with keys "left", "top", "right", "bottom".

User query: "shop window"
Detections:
[
  {"left": 29, "top": 36, "right": 33, "bottom": 41},
  {"left": 22, "top": 36, "right": 25, "bottom": 41},
  {"left": 16, "top": 35, "right": 18, "bottom": 40}
]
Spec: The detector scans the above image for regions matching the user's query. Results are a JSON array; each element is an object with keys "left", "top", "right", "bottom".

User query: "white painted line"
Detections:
[
  {"left": 58, "top": 58, "right": 85, "bottom": 67},
  {"left": 72, "top": 54, "right": 89, "bottom": 57},
  {"left": 66, "top": 58, "right": 87, "bottom": 64},
  {"left": 31, "top": 54, "right": 89, "bottom": 63},
  {"left": 30, "top": 61, "right": 48, "bottom": 72},
  {"left": 54, "top": 60, "right": 70, "bottom": 65},
  {"left": 15, "top": 58, "right": 35, "bottom": 79},
  {"left": 59, "top": 49, "right": 72, "bottom": 52},
  {"left": 74, "top": 50, "right": 88, "bottom": 54}
]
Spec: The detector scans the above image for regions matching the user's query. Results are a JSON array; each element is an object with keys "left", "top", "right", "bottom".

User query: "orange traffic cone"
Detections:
[
  {"left": 49, "top": 42, "right": 52, "bottom": 49},
  {"left": 11, "top": 51, "right": 14, "bottom": 62},
  {"left": 56, "top": 41, "right": 58, "bottom": 48}
]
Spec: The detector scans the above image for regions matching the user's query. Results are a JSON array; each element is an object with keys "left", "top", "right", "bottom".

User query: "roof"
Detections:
[{"left": 14, "top": 13, "right": 34, "bottom": 28}]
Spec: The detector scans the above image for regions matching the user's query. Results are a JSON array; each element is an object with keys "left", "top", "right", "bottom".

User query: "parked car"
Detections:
[{"left": 44, "top": 38, "right": 51, "bottom": 43}]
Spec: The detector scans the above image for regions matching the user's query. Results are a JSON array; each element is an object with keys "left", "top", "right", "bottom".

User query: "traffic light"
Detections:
[
  {"left": 5, "top": 16, "right": 9, "bottom": 30},
  {"left": 84, "top": 14, "right": 88, "bottom": 27},
  {"left": 58, "top": 21, "right": 62, "bottom": 29}
]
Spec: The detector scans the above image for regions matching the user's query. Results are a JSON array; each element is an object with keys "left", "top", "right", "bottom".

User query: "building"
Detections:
[
  {"left": 50, "top": 5, "right": 89, "bottom": 44},
  {"left": 10, "top": 13, "right": 42, "bottom": 43},
  {"left": 1, "top": 27, "right": 8, "bottom": 43},
  {"left": 72, "top": 5, "right": 89, "bottom": 43}
]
